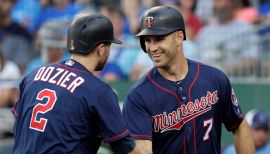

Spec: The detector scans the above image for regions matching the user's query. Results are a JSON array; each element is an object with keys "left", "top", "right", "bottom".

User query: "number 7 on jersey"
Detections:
[{"left": 203, "top": 118, "right": 213, "bottom": 141}]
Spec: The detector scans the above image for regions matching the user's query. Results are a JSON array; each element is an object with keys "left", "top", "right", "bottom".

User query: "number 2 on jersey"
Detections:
[
  {"left": 29, "top": 89, "right": 57, "bottom": 132},
  {"left": 203, "top": 118, "right": 213, "bottom": 141}
]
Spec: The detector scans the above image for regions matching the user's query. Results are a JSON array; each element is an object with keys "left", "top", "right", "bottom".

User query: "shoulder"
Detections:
[
  {"left": 127, "top": 75, "right": 149, "bottom": 95},
  {"left": 196, "top": 60, "right": 229, "bottom": 80},
  {"left": 127, "top": 68, "right": 157, "bottom": 96}
]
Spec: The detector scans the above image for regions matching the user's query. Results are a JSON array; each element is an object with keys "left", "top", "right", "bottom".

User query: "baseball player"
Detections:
[
  {"left": 12, "top": 13, "right": 135, "bottom": 154},
  {"left": 123, "top": 6, "right": 254, "bottom": 154}
]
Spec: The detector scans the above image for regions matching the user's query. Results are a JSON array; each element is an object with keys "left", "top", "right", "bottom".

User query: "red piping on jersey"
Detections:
[
  {"left": 11, "top": 107, "right": 18, "bottom": 117},
  {"left": 57, "top": 64, "right": 87, "bottom": 73},
  {"left": 130, "top": 134, "right": 152, "bottom": 138},
  {"left": 147, "top": 73, "right": 181, "bottom": 107},
  {"left": 103, "top": 130, "right": 129, "bottom": 141},
  {"left": 188, "top": 62, "right": 200, "bottom": 154},
  {"left": 147, "top": 72, "right": 186, "bottom": 153}
]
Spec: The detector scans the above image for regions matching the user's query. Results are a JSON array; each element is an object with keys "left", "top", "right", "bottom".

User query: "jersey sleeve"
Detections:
[
  {"left": 11, "top": 77, "right": 27, "bottom": 135},
  {"left": 220, "top": 76, "right": 244, "bottom": 132},
  {"left": 122, "top": 92, "right": 152, "bottom": 140},
  {"left": 11, "top": 76, "right": 28, "bottom": 118},
  {"left": 93, "top": 88, "right": 129, "bottom": 142}
]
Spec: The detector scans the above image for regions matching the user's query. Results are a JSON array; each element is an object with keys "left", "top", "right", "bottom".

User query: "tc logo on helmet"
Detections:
[{"left": 144, "top": 16, "right": 154, "bottom": 28}]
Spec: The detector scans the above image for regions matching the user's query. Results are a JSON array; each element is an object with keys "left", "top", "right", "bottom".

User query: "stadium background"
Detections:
[{"left": 0, "top": 0, "right": 270, "bottom": 153}]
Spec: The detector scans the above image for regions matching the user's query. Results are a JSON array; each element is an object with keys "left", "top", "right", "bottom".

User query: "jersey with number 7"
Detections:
[{"left": 123, "top": 60, "right": 244, "bottom": 154}]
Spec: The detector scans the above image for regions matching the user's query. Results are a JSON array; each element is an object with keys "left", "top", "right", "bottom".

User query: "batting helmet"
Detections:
[
  {"left": 67, "top": 13, "right": 122, "bottom": 54},
  {"left": 246, "top": 109, "right": 270, "bottom": 130},
  {"left": 136, "top": 6, "right": 186, "bottom": 52}
]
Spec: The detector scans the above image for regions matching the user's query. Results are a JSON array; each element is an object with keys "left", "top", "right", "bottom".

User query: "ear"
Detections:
[
  {"left": 176, "top": 31, "right": 184, "bottom": 46},
  {"left": 96, "top": 43, "right": 106, "bottom": 56}
]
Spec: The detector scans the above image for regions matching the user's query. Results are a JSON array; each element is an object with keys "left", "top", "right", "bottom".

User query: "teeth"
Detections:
[{"left": 153, "top": 54, "right": 161, "bottom": 57}]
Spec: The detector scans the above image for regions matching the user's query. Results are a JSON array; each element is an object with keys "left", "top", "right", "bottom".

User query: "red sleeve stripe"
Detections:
[
  {"left": 147, "top": 73, "right": 181, "bottom": 107},
  {"left": 103, "top": 130, "right": 129, "bottom": 141},
  {"left": 11, "top": 107, "right": 18, "bottom": 117},
  {"left": 57, "top": 64, "right": 87, "bottom": 73}
]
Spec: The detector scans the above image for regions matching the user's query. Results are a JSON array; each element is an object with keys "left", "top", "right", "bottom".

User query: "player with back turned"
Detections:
[
  {"left": 12, "top": 13, "right": 135, "bottom": 154},
  {"left": 123, "top": 6, "right": 255, "bottom": 154}
]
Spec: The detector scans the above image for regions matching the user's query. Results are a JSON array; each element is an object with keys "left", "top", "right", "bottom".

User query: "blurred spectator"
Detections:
[
  {"left": 195, "top": 0, "right": 214, "bottom": 25},
  {"left": 74, "top": 0, "right": 96, "bottom": 12},
  {"left": 176, "top": 0, "right": 201, "bottom": 60},
  {"left": 0, "top": 51, "right": 20, "bottom": 138},
  {"left": 196, "top": 0, "right": 259, "bottom": 76},
  {"left": 257, "top": 0, "right": 270, "bottom": 78},
  {"left": 222, "top": 109, "right": 270, "bottom": 154},
  {"left": 11, "top": 0, "right": 43, "bottom": 30},
  {"left": 0, "top": 0, "right": 32, "bottom": 73},
  {"left": 121, "top": 0, "right": 148, "bottom": 34},
  {"left": 158, "top": 0, "right": 175, "bottom": 6},
  {"left": 129, "top": 51, "right": 153, "bottom": 81},
  {"left": 29, "top": 0, "right": 83, "bottom": 33},
  {"left": 177, "top": 0, "right": 202, "bottom": 40},
  {"left": 98, "top": 4, "right": 141, "bottom": 82},
  {"left": 235, "top": 0, "right": 259, "bottom": 24},
  {"left": 258, "top": 0, "right": 270, "bottom": 17},
  {"left": 24, "top": 20, "right": 70, "bottom": 75},
  {"left": 142, "top": 0, "right": 157, "bottom": 8}
]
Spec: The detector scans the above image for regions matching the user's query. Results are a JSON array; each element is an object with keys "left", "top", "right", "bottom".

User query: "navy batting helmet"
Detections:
[
  {"left": 67, "top": 13, "right": 122, "bottom": 54},
  {"left": 246, "top": 109, "right": 270, "bottom": 130},
  {"left": 136, "top": 6, "right": 186, "bottom": 52}
]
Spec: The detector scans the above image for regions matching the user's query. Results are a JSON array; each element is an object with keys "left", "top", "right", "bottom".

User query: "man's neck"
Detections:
[
  {"left": 71, "top": 54, "right": 97, "bottom": 73},
  {"left": 158, "top": 57, "right": 188, "bottom": 82}
]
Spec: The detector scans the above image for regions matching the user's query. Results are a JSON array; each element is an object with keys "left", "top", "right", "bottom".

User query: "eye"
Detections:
[
  {"left": 156, "top": 36, "right": 165, "bottom": 41},
  {"left": 144, "top": 38, "right": 151, "bottom": 43}
]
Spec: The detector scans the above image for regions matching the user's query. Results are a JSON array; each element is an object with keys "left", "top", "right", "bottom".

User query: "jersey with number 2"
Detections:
[{"left": 12, "top": 59, "right": 129, "bottom": 154}]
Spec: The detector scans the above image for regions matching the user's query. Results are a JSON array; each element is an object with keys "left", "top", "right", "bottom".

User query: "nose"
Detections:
[{"left": 146, "top": 42, "right": 158, "bottom": 53}]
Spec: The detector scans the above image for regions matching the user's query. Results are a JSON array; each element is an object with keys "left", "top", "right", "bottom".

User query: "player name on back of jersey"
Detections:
[{"left": 33, "top": 66, "right": 85, "bottom": 93}]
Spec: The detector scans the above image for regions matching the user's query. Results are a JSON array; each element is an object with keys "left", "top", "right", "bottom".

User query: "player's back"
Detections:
[{"left": 12, "top": 59, "right": 112, "bottom": 154}]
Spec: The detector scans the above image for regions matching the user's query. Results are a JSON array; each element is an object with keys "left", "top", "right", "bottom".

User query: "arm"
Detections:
[
  {"left": 130, "top": 140, "right": 152, "bottom": 154},
  {"left": 232, "top": 119, "right": 255, "bottom": 154},
  {"left": 109, "top": 137, "right": 136, "bottom": 154}
]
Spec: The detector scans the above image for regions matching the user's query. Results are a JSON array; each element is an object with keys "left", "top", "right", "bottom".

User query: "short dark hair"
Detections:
[{"left": 70, "top": 41, "right": 111, "bottom": 56}]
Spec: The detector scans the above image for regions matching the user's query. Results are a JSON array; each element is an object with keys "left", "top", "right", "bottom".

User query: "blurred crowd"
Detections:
[{"left": 0, "top": 0, "right": 270, "bottom": 142}]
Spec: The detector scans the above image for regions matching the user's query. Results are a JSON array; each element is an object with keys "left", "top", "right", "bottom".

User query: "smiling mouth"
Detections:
[{"left": 152, "top": 54, "right": 161, "bottom": 59}]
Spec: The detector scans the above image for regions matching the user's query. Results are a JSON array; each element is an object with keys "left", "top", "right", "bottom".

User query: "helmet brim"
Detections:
[
  {"left": 111, "top": 38, "right": 123, "bottom": 44},
  {"left": 136, "top": 28, "right": 177, "bottom": 37}
]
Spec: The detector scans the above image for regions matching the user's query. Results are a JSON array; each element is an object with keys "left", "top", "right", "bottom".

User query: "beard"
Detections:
[{"left": 95, "top": 58, "right": 108, "bottom": 71}]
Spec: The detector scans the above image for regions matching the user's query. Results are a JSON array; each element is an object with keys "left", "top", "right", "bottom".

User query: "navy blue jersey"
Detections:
[
  {"left": 12, "top": 59, "right": 129, "bottom": 154},
  {"left": 123, "top": 59, "right": 243, "bottom": 154}
]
